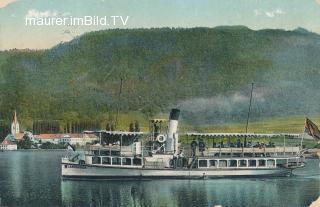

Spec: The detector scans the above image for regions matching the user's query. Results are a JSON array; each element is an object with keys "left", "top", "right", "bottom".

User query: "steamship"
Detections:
[{"left": 61, "top": 109, "right": 305, "bottom": 179}]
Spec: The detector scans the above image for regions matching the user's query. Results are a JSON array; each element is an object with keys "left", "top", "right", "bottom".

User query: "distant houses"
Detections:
[
  {"left": 0, "top": 110, "right": 20, "bottom": 150},
  {"left": 1, "top": 111, "right": 99, "bottom": 149},
  {"left": 0, "top": 111, "right": 22, "bottom": 150},
  {"left": 0, "top": 134, "right": 17, "bottom": 150},
  {"left": 14, "top": 131, "right": 99, "bottom": 146},
  {"left": 33, "top": 133, "right": 98, "bottom": 145}
]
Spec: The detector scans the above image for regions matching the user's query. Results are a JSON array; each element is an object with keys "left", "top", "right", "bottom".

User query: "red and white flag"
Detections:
[{"left": 305, "top": 118, "right": 320, "bottom": 140}]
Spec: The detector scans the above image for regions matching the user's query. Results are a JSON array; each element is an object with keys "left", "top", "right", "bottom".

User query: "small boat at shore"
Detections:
[{"left": 61, "top": 109, "right": 305, "bottom": 180}]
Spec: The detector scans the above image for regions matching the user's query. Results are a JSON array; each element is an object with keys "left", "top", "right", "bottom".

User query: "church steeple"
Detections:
[
  {"left": 13, "top": 110, "right": 17, "bottom": 124},
  {"left": 11, "top": 110, "right": 20, "bottom": 136}
]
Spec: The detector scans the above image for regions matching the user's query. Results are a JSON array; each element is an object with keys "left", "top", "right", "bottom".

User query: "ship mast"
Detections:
[
  {"left": 115, "top": 78, "right": 123, "bottom": 130},
  {"left": 244, "top": 82, "right": 254, "bottom": 147}
]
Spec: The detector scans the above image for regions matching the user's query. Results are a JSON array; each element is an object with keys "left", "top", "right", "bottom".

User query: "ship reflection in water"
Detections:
[
  {"left": 61, "top": 160, "right": 320, "bottom": 207},
  {"left": 0, "top": 151, "right": 319, "bottom": 207}
]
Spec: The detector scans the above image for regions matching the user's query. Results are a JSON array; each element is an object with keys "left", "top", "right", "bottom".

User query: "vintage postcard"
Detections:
[{"left": 0, "top": 0, "right": 319, "bottom": 206}]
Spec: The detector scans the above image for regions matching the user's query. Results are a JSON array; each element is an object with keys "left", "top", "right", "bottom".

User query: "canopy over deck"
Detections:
[
  {"left": 185, "top": 132, "right": 301, "bottom": 139},
  {"left": 150, "top": 119, "right": 167, "bottom": 123},
  {"left": 84, "top": 130, "right": 144, "bottom": 146},
  {"left": 83, "top": 130, "right": 144, "bottom": 136}
]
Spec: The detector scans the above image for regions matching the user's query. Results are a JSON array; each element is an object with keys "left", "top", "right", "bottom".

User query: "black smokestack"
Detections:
[{"left": 169, "top": 109, "right": 180, "bottom": 120}]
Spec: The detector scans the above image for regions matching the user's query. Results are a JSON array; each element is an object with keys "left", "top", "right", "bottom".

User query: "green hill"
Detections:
[{"left": 0, "top": 26, "right": 320, "bottom": 132}]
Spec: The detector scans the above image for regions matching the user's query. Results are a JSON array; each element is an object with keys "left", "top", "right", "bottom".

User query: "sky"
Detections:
[{"left": 0, "top": 0, "right": 320, "bottom": 50}]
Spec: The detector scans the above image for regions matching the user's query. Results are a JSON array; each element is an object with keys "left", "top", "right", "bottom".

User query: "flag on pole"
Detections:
[{"left": 304, "top": 118, "right": 320, "bottom": 140}]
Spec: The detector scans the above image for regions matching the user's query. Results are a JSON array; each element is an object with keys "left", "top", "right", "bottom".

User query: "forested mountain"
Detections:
[{"left": 1, "top": 26, "right": 320, "bottom": 131}]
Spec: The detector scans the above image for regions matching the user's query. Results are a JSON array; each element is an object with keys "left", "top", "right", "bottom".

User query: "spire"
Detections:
[
  {"left": 11, "top": 110, "right": 20, "bottom": 135},
  {"left": 13, "top": 110, "right": 17, "bottom": 124}
]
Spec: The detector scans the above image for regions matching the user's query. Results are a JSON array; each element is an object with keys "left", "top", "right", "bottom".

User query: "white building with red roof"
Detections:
[
  {"left": 0, "top": 134, "right": 17, "bottom": 150},
  {"left": 35, "top": 133, "right": 98, "bottom": 145}
]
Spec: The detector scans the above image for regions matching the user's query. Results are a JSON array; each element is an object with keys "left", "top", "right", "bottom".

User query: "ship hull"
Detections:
[{"left": 61, "top": 163, "right": 292, "bottom": 180}]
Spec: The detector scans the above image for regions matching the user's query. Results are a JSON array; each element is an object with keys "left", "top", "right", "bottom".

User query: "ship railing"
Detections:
[
  {"left": 180, "top": 145, "right": 300, "bottom": 157},
  {"left": 202, "top": 146, "right": 300, "bottom": 157},
  {"left": 89, "top": 145, "right": 135, "bottom": 156},
  {"left": 144, "top": 160, "right": 166, "bottom": 169},
  {"left": 90, "top": 145, "right": 132, "bottom": 151}
]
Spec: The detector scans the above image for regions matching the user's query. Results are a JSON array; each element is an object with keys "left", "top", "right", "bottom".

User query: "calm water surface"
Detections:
[{"left": 0, "top": 151, "right": 319, "bottom": 207}]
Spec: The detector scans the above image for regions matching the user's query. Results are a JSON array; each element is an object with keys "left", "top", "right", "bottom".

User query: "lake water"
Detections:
[{"left": 0, "top": 151, "right": 319, "bottom": 207}]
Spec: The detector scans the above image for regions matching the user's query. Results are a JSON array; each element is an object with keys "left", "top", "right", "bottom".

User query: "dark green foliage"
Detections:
[
  {"left": 0, "top": 26, "right": 320, "bottom": 130},
  {"left": 129, "top": 122, "right": 134, "bottom": 132},
  {"left": 32, "top": 120, "right": 60, "bottom": 134},
  {"left": 0, "top": 121, "right": 10, "bottom": 139},
  {"left": 17, "top": 134, "right": 32, "bottom": 149},
  {"left": 134, "top": 120, "right": 140, "bottom": 132}
]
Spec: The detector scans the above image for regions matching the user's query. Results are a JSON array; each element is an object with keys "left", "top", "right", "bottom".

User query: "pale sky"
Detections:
[{"left": 0, "top": 0, "right": 320, "bottom": 50}]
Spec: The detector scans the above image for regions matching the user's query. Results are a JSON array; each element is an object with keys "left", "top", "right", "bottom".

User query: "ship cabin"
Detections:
[
  {"left": 83, "top": 131, "right": 145, "bottom": 168},
  {"left": 185, "top": 132, "right": 302, "bottom": 156},
  {"left": 184, "top": 132, "right": 304, "bottom": 169}
]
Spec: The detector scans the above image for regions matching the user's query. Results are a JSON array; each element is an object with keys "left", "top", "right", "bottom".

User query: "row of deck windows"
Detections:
[
  {"left": 213, "top": 153, "right": 295, "bottom": 157},
  {"left": 92, "top": 156, "right": 142, "bottom": 166},
  {"left": 198, "top": 159, "right": 280, "bottom": 168}
]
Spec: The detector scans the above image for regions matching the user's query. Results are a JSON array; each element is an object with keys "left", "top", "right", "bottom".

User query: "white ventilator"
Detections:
[
  {"left": 165, "top": 109, "right": 180, "bottom": 152},
  {"left": 135, "top": 142, "right": 142, "bottom": 155}
]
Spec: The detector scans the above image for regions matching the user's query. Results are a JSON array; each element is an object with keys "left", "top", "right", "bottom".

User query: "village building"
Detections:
[
  {"left": 0, "top": 111, "right": 21, "bottom": 150},
  {"left": 0, "top": 134, "right": 17, "bottom": 150},
  {"left": 2, "top": 111, "right": 99, "bottom": 147},
  {"left": 34, "top": 133, "right": 98, "bottom": 146},
  {"left": 9, "top": 110, "right": 28, "bottom": 142}
]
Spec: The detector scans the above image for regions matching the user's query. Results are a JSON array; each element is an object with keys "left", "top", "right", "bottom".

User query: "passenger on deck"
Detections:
[
  {"left": 112, "top": 140, "right": 120, "bottom": 145},
  {"left": 178, "top": 149, "right": 184, "bottom": 158},
  {"left": 191, "top": 140, "right": 197, "bottom": 157},
  {"left": 254, "top": 142, "right": 260, "bottom": 148},
  {"left": 236, "top": 139, "right": 241, "bottom": 148},
  {"left": 199, "top": 140, "right": 206, "bottom": 156}
]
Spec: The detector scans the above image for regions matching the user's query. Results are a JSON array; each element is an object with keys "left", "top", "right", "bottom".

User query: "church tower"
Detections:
[{"left": 11, "top": 110, "right": 20, "bottom": 136}]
